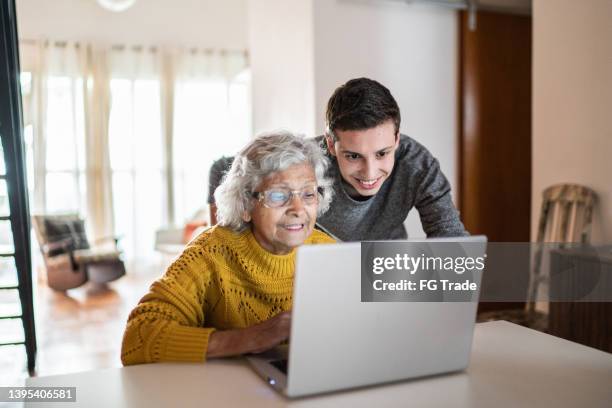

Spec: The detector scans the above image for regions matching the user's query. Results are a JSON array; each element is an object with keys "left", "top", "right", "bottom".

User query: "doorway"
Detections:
[{"left": 457, "top": 10, "right": 532, "bottom": 313}]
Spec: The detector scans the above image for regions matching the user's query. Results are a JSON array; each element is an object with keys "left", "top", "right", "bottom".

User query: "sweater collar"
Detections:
[{"left": 231, "top": 227, "right": 297, "bottom": 279}]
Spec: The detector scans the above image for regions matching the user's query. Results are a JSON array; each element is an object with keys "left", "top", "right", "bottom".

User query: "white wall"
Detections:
[
  {"left": 247, "top": 0, "right": 316, "bottom": 136},
  {"left": 532, "top": 0, "right": 612, "bottom": 243},
  {"left": 313, "top": 0, "right": 458, "bottom": 237},
  {"left": 16, "top": 0, "right": 247, "bottom": 49},
  {"left": 248, "top": 0, "right": 458, "bottom": 237}
]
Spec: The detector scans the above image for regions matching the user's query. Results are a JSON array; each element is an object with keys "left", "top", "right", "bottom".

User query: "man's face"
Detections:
[{"left": 326, "top": 120, "right": 399, "bottom": 197}]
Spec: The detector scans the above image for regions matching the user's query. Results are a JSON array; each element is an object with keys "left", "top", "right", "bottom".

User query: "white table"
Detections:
[{"left": 26, "top": 321, "right": 612, "bottom": 407}]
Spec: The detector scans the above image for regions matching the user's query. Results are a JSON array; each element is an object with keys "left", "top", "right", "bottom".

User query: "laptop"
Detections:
[{"left": 247, "top": 236, "right": 487, "bottom": 398}]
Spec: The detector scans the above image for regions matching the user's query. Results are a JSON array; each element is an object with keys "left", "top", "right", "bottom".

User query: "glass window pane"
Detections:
[
  {"left": 20, "top": 72, "right": 32, "bottom": 95},
  {"left": 133, "top": 80, "right": 162, "bottom": 171},
  {"left": 74, "top": 78, "right": 86, "bottom": 173},
  {"left": 45, "top": 172, "right": 79, "bottom": 213},
  {"left": 177, "top": 172, "right": 206, "bottom": 223},
  {"left": 23, "top": 124, "right": 35, "bottom": 194},
  {"left": 172, "top": 76, "right": 250, "bottom": 224},
  {"left": 109, "top": 79, "right": 134, "bottom": 171},
  {"left": 111, "top": 171, "right": 134, "bottom": 256},
  {"left": 172, "top": 172, "right": 186, "bottom": 224},
  {"left": 109, "top": 77, "right": 164, "bottom": 263},
  {"left": 78, "top": 173, "right": 88, "bottom": 220},
  {"left": 0, "top": 221, "right": 14, "bottom": 253},
  {"left": 45, "top": 76, "right": 83, "bottom": 172},
  {"left": 0, "top": 179, "right": 9, "bottom": 216},
  {"left": 0, "top": 289, "right": 22, "bottom": 316},
  {"left": 0, "top": 318, "right": 24, "bottom": 344},
  {"left": 0, "top": 344, "right": 26, "bottom": 385},
  {"left": 133, "top": 170, "right": 164, "bottom": 255},
  {"left": 0, "top": 257, "right": 18, "bottom": 287},
  {"left": 0, "top": 142, "right": 5, "bottom": 174},
  {"left": 0, "top": 290, "right": 23, "bottom": 351}
]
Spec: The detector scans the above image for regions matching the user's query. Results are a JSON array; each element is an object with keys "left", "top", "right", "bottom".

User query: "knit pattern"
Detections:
[{"left": 121, "top": 225, "right": 334, "bottom": 365}]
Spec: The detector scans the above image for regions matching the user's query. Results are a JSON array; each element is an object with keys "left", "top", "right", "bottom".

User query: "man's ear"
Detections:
[
  {"left": 325, "top": 134, "right": 337, "bottom": 157},
  {"left": 394, "top": 132, "right": 400, "bottom": 148}
]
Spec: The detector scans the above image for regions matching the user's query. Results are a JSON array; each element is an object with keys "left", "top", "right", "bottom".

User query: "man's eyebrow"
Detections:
[
  {"left": 339, "top": 149, "right": 362, "bottom": 155},
  {"left": 340, "top": 146, "right": 394, "bottom": 155}
]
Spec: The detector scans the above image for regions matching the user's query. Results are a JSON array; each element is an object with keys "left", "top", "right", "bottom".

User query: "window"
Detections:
[
  {"left": 45, "top": 77, "right": 86, "bottom": 213},
  {"left": 172, "top": 69, "right": 251, "bottom": 224},
  {"left": 108, "top": 78, "right": 165, "bottom": 262},
  {"left": 20, "top": 43, "right": 251, "bottom": 266}
]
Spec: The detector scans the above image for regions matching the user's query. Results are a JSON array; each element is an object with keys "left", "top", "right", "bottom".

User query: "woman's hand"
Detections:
[{"left": 206, "top": 311, "right": 291, "bottom": 358}]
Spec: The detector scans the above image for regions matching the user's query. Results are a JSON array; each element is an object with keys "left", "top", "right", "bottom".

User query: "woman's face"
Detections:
[{"left": 246, "top": 163, "right": 318, "bottom": 255}]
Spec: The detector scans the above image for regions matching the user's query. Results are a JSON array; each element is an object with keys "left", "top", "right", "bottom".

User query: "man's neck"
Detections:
[{"left": 342, "top": 179, "right": 374, "bottom": 202}]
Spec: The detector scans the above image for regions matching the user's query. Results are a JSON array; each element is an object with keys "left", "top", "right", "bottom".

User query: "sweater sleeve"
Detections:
[
  {"left": 121, "top": 245, "right": 216, "bottom": 365},
  {"left": 414, "top": 158, "right": 468, "bottom": 238}
]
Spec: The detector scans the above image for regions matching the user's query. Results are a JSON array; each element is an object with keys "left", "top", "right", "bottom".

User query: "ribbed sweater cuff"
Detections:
[{"left": 162, "top": 325, "right": 216, "bottom": 362}]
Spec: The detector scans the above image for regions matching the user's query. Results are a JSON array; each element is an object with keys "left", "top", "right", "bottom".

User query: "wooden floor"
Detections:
[{"left": 2, "top": 259, "right": 167, "bottom": 385}]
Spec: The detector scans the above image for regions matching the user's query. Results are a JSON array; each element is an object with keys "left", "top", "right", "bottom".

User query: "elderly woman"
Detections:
[{"left": 121, "top": 132, "right": 335, "bottom": 365}]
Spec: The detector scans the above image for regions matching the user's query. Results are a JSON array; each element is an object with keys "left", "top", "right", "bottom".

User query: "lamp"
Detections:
[{"left": 96, "top": 0, "right": 137, "bottom": 12}]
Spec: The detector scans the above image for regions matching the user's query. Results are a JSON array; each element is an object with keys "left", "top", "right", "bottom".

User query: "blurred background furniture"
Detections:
[
  {"left": 32, "top": 214, "right": 125, "bottom": 292},
  {"left": 534, "top": 184, "right": 596, "bottom": 243},
  {"left": 528, "top": 184, "right": 597, "bottom": 314},
  {"left": 479, "top": 184, "right": 597, "bottom": 333},
  {"left": 548, "top": 245, "right": 612, "bottom": 353},
  {"left": 154, "top": 208, "right": 208, "bottom": 262},
  {"left": 154, "top": 227, "right": 185, "bottom": 258}
]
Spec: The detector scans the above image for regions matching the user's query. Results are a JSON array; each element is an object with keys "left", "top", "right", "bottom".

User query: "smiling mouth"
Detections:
[
  {"left": 282, "top": 223, "right": 305, "bottom": 231},
  {"left": 354, "top": 176, "right": 382, "bottom": 189}
]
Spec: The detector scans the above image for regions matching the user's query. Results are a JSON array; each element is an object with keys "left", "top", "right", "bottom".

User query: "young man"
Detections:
[{"left": 208, "top": 77, "right": 467, "bottom": 241}]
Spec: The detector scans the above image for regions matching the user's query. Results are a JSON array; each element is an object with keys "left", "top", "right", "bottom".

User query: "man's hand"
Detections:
[{"left": 206, "top": 311, "right": 291, "bottom": 358}]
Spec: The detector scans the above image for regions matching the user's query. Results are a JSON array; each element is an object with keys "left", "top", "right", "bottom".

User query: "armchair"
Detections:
[{"left": 32, "top": 214, "right": 126, "bottom": 292}]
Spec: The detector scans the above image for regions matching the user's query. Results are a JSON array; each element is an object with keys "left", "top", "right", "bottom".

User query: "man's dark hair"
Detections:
[{"left": 325, "top": 78, "right": 401, "bottom": 140}]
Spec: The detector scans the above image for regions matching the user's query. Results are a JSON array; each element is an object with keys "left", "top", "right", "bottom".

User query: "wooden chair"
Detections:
[
  {"left": 479, "top": 184, "right": 596, "bottom": 331},
  {"left": 528, "top": 184, "right": 597, "bottom": 313}
]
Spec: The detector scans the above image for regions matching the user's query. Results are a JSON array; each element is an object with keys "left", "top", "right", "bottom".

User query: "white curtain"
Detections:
[
  {"left": 19, "top": 40, "right": 115, "bottom": 242},
  {"left": 172, "top": 49, "right": 250, "bottom": 225},
  {"left": 20, "top": 40, "right": 251, "bottom": 270},
  {"left": 107, "top": 46, "right": 167, "bottom": 268},
  {"left": 83, "top": 46, "right": 115, "bottom": 242}
]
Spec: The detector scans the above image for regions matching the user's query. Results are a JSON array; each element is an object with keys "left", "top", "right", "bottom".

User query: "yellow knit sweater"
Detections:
[{"left": 121, "top": 225, "right": 334, "bottom": 365}]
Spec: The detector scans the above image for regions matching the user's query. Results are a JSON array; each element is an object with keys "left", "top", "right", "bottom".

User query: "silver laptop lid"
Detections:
[{"left": 286, "top": 236, "right": 486, "bottom": 397}]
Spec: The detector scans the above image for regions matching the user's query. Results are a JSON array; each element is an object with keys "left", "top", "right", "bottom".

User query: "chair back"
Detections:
[
  {"left": 31, "top": 214, "right": 89, "bottom": 290},
  {"left": 528, "top": 184, "right": 597, "bottom": 314},
  {"left": 536, "top": 184, "right": 596, "bottom": 243},
  {"left": 32, "top": 213, "right": 90, "bottom": 256}
]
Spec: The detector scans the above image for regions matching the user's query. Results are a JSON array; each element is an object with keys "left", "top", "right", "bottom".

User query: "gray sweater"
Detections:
[{"left": 208, "top": 134, "right": 467, "bottom": 241}]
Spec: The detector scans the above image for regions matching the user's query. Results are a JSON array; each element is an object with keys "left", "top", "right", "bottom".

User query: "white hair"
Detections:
[{"left": 214, "top": 130, "right": 334, "bottom": 231}]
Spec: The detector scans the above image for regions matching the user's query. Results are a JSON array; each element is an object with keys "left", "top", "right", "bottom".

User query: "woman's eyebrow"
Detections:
[{"left": 267, "top": 180, "right": 317, "bottom": 188}]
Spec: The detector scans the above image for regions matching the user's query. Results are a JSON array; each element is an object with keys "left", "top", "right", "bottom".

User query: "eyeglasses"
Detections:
[{"left": 251, "top": 186, "right": 322, "bottom": 208}]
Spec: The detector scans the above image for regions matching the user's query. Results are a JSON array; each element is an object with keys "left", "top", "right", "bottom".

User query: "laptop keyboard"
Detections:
[{"left": 270, "top": 359, "right": 288, "bottom": 374}]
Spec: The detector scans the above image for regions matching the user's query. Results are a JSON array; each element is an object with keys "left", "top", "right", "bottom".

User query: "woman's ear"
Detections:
[{"left": 242, "top": 211, "right": 251, "bottom": 223}]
